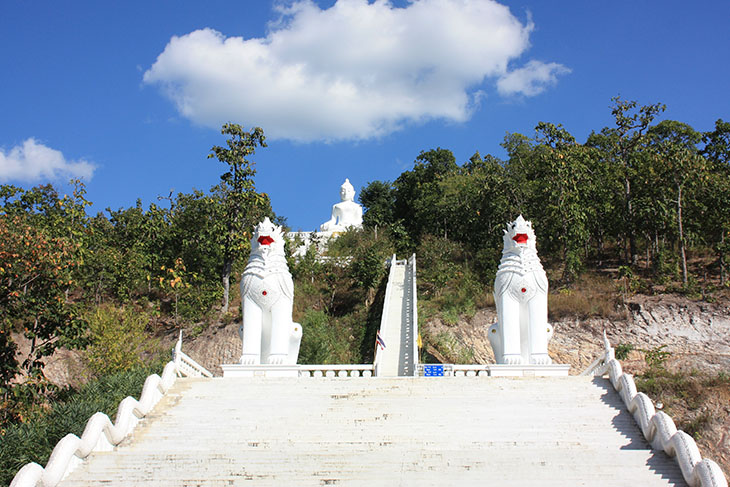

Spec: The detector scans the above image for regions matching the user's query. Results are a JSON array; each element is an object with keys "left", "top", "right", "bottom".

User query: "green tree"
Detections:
[
  {"left": 501, "top": 132, "right": 536, "bottom": 213},
  {"left": 648, "top": 120, "right": 707, "bottom": 285},
  {"left": 393, "top": 148, "right": 459, "bottom": 242},
  {"left": 436, "top": 153, "right": 510, "bottom": 256},
  {"left": 701, "top": 119, "right": 730, "bottom": 284},
  {"left": 0, "top": 214, "right": 87, "bottom": 424},
  {"left": 359, "top": 180, "right": 395, "bottom": 234},
  {"left": 533, "top": 122, "right": 594, "bottom": 282},
  {"left": 587, "top": 97, "right": 665, "bottom": 265},
  {"left": 208, "top": 124, "right": 269, "bottom": 314}
]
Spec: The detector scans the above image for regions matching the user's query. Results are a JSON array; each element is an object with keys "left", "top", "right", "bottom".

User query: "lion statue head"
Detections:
[
  {"left": 250, "top": 217, "right": 286, "bottom": 259},
  {"left": 502, "top": 215, "right": 538, "bottom": 254}
]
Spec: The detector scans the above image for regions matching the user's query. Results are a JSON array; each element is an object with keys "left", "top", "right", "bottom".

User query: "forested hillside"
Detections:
[
  {"left": 2, "top": 99, "right": 729, "bottom": 481},
  {"left": 361, "top": 98, "right": 730, "bottom": 290}
]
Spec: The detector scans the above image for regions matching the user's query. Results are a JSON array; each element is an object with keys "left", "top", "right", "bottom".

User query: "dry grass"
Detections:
[{"left": 548, "top": 272, "right": 624, "bottom": 320}]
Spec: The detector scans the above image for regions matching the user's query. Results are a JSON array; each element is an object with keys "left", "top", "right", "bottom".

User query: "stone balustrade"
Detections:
[
  {"left": 298, "top": 365, "right": 375, "bottom": 377},
  {"left": 586, "top": 333, "right": 727, "bottom": 487}
]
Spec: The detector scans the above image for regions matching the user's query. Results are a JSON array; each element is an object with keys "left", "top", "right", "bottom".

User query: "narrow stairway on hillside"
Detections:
[{"left": 376, "top": 256, "right": 416, "bottom": 377}]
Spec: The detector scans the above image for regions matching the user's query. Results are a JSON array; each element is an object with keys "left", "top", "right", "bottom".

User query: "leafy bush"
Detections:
[
  {"left": 653, "top": 245, "right": 680, "bottom": 284},
  {"left": 614, "top": 343, "right": 634, "bottom": 360},
  {"left": 83, "top": 305, "right": 161, "bottom": 377},
  {"left": 427, "top": 331, "right": 474, "bottom": 364},
  {"left": 0, "top": 362, "right": 165, "bottom": 486},
  {"left": 417, "top": 235, "right": 464, "bottom": 297},
  {"left": 177, "top": 281, "right": 223, "bottom": 322},
  {"left": 298, "top": 310, "right": 356, "bottom": 364},
  {"left": 350, "top": 245, "right": 388, "bottom": 291},
  {"left": 643, "top": 345, "right": 671, "bottom": 370}
]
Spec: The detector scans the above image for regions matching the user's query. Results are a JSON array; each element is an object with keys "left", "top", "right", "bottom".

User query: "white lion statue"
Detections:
[
  {"left": 239, "top": 217, "right": 302, "bottom": 365},
  {"left": 489, "top": 215, "right": 553, "bottom": 365}
]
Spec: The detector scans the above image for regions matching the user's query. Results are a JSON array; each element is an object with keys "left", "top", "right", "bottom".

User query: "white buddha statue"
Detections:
[{"left": 319, "top": 179, "right": 363, "bottom": 232}]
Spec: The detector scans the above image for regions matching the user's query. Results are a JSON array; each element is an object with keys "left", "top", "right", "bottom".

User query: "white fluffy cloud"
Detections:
[
  {"left": 144, "top": 0, "right": 569, "bottom": 141},
  {"left": 0, "top": 138, "right": 96, "bottom": 183},
  {"left": 496, "top": 59, "right": 571, "bottom": 96}
]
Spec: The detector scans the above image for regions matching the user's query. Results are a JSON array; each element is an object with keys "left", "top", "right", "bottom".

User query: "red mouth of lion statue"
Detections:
[
  {"left": 512, "top": 233, "right": 529, "bottom": 244},
  {"left": 257, "top": 235, "right": 274, "bottom": 246}
]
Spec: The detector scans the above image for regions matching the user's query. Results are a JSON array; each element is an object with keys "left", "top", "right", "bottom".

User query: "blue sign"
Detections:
[{"left": 423, "top": 365, "right": 444, "bottom": 377}]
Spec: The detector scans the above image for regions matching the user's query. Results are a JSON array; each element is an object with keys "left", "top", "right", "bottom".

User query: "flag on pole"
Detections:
[{"left": 376, "top": 331, "right": 386, "bottom": 350}]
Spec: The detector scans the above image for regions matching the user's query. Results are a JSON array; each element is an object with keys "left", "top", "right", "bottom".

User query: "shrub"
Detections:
[
  {"left": 83, "top": 305, "right": 161, "bottom": 378},
  {"left": 178, "top": 281, "right": 223, "bottom": 322},
  {"left": 653, "top": 245, "right": 680, "bottom": 284},
  {"left": 297, "top": 310, "right": 355, "bottom": 364},
  {"left": 614, "top": 343, "right": 634, "bottom": 360},
  {"left": 427, "top": 331, "right": 474, "bottom": 364},
  {"left": 416, "top": 235, "right": 463, "bottom": 297}
]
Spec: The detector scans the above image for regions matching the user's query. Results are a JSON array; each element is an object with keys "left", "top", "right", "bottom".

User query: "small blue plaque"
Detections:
[{"left": 423, "top": 365, "right": 444, "bottom": 377}]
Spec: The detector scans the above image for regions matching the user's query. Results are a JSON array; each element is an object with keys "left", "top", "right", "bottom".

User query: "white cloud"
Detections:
[
  {"left": 0, "top": 138, "right": 96, "bottom": 183},
  {"left": 497, "top": 60, "right": 571, "bottom": 97},
  {"left": 144, "top": 0, "right": 569, "bottom": 142}
]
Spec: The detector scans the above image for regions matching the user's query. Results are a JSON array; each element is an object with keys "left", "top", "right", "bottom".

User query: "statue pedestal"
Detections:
[
  {"left": 221, "top": 364, "right": 300, "bottom": 378},
  {"left": 488, "top": 364, "right": 570, "bottom": 377}
]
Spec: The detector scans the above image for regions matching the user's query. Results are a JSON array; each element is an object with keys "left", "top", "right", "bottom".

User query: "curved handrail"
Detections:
[
  {"left": 593, "top": 333, "right": 727, "bottom": 487},
  {"left": 10, "top": 361, "right": 178, "bottom": 487}
]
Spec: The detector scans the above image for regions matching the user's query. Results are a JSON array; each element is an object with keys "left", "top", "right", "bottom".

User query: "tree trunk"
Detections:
[
  {"left": 221, "top": 258, "right": 232, "bottom": 315},
  {"left": 646, "top": 240, "right": 650, "bottom": 270},
  {"left": 721, "top": 232, "right": 726, "bottom": 286},
  {"left": 561, "top": 216, "right": 572, "bottom": 282},
  {"left": 677, "top": 184, "right": 688, "bottom": 286},
  {"left": 625, "top": 177, "right": 637, "bottom": 266}
]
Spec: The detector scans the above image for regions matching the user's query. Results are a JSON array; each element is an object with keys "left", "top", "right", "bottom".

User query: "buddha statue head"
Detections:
[{"left": 340, "top": 179, "right": 355, "bottom": 202}]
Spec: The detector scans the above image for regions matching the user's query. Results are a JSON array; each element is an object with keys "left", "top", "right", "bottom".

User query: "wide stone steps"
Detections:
[{"left": 60, "top": 376, "right": 686, "bottom": 486}]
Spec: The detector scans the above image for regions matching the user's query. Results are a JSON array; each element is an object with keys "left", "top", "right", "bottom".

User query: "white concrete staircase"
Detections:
[
  {"left": 375, "top": 255, "right": 417, "bottom": 378},
  {"left": 377, "top": 263, "right": 406, "bottom": 377},
  {"left": 59, "top": 376, "right": 685, "bottom": 486}
]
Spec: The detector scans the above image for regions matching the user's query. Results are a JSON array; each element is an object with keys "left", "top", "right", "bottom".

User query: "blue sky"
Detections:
[{"left": 1, "top": 0, "right": 729, "bottom": 231}]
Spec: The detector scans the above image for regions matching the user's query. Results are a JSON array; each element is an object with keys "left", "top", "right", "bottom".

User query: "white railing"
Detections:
[
  {"left": 373, "top": 254, "right": 398, "bottom": 377},
  {"left": 10, "top": 333, "right": 212, "bottom": 487},
  {"left": 451, "top": 365, "right": 490, "bottom": 376},
  {"left": 10, "top": 362, "right": 178, "bottom": 487},
  {"left": 173, "top": 331, "right": 213, "bottom": 378},
  {"left": 298, "top": 364, "right": 374, "bottom": 377},
  {"left": 583, "top": 333, "right": 727, "bottom": 487},
  {"left": 406, "top": 253, "right": 419, "bottom": 376}
]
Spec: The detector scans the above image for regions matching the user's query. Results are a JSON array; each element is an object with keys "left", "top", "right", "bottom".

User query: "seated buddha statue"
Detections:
[{"left": 319, "top": 179, "right": 364, "bottom": 232}]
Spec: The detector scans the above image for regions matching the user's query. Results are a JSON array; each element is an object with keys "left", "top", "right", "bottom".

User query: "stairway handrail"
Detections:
[
  {"left": 373, "top": 254, "right": 397, "bottom": 376},
  {"left": 590, "top": 332, "right": 727, "bottom": 487},
  {"left": 10, "top": 333, "right": 211, "bottom": 487},
  {"left": 408, "top": 253, "right": 419, "bottom": 376},
  {"left": 173, "top": 331, "right": 213, "bottom": 378},
  {"left": 10, "top": 362, "right": 178, "bottom": 487}
]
